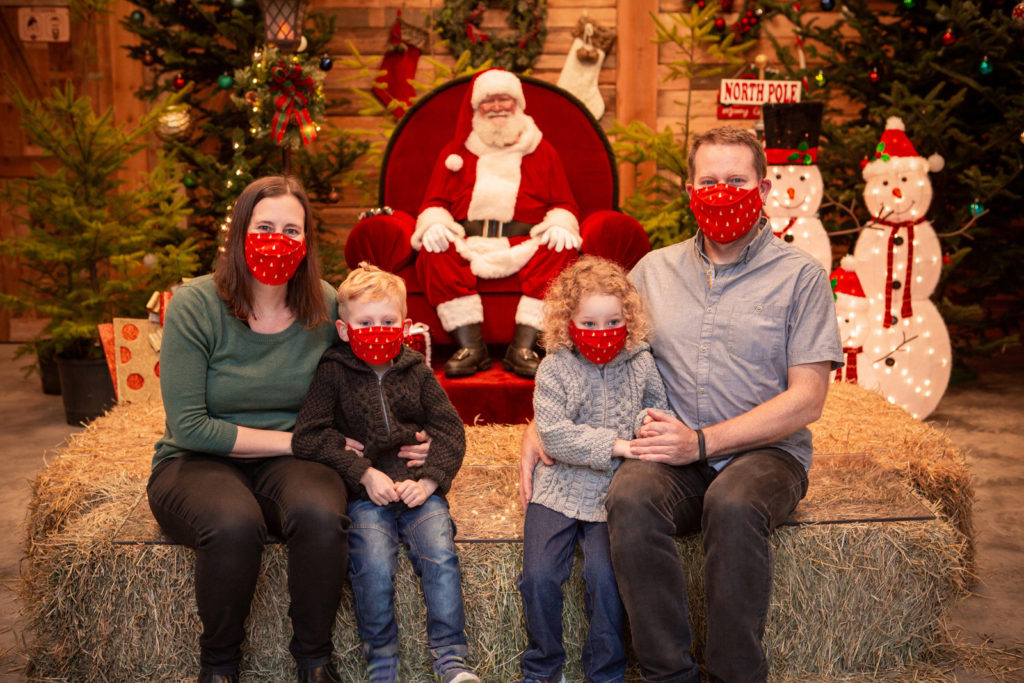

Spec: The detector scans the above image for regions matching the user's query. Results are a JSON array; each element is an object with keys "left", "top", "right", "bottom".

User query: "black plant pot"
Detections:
[
  {"left": 56, "top": 356, "right": 116, "bottom": 425},
  {"left": 38, "top": 348, "right": 62, "bottom": 395}
]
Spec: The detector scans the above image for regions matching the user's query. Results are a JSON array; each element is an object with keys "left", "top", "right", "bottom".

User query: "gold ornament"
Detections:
[{"left": 156, "top": 104, "right": 193, "bottom": 141}]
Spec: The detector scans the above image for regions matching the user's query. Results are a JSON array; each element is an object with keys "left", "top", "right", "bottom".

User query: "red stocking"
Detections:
[{"left": 372, "top": 11, "right": 426, "bottom": 119}]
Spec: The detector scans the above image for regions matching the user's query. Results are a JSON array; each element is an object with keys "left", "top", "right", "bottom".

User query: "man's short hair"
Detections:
[
  {"left": 687, "top": 126, "right": 767, "bottom": 183},
  {"left": 337, "top": 262, "right": 407, "bottom": 320}
]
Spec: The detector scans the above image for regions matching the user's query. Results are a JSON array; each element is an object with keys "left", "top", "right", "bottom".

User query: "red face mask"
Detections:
[
  {"left": 689, "top": 183, "right": 763, "bottom": 244},
  {"left": 569, "top": 322, "right": 628, "bottom": 365},
  {"left": 244, "top": 233, "right": 307, "bottom": 286},
  {"left": 348, "top": 325, "right": 404, "bottom": 365}
]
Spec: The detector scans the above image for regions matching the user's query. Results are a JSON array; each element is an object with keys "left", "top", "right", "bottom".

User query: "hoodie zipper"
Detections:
[{"left": 377, "top": 370, "right": 392, "bottom": 436}]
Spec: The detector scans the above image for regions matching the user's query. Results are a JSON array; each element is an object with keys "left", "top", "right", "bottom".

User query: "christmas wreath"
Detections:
[
  {"left": 231, "top": 46, "right": 327, "bottom": 149},
  {"left": 436, "top": 0, "right": 548, "bottom": 72}
]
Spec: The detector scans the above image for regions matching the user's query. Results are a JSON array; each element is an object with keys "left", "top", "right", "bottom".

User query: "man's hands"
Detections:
[
  {"left": 630, "top": 408, "right": 701, "bottom": 466},
  {"left": 519, "top": 421, "right": 554, "bottom": 509},
  {"left": 538, "top": 225, "right": 582, "bottom": 253},
  {"left": 422, "top": 224, "right": 455, "bottom": 253}
]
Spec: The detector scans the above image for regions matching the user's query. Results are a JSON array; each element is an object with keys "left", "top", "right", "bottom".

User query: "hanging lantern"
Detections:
[{"left": 257, "top": 0, "right": 309, "bottom": 50}]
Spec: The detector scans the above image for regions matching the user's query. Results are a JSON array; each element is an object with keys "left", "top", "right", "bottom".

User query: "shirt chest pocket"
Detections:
[{"left": 726, "top": 302, "right": 787, "bottom": 361}]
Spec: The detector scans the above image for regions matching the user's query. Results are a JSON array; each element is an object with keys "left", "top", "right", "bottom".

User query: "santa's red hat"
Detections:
[
  {"left": 444, "top": 68, "right": 526, "bottom": 173},
  {"left": 861, "top": 116, "right": 944, "bottom": 179},
  {"left": 831, "top": 255, "right": 867, "bottom": 302}
]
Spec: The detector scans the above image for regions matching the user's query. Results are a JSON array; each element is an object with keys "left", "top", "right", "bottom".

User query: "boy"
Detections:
[{"left": 293, "top": 263, "right": 478, "bottom": 683}]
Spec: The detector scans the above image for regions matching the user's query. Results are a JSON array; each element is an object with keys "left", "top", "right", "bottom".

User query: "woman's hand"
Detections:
[
  {"left": 398, "top": 430, "right": 431, "bottom": 468},
  {"left": 345, "top": 436, "right": 365, "bottom": 458}
]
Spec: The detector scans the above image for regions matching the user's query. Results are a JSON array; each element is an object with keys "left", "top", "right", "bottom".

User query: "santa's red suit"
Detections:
[{"left": 411, "top": 70, "right": 580, "bottom": 334}]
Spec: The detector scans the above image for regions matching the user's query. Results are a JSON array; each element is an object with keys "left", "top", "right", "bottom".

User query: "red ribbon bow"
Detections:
[{"left": 269, "top": 61, "right": 317, "bottom": 146}]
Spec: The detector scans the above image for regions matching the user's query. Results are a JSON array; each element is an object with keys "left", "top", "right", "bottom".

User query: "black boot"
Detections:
[
  {"left": 444, "top": 323, "right": 491, "bottom": 377},
  {"left": 503, "top": 324, "right": 541, "bottom": 378},
  {"left": 297, "top": 661, "right": 342, "bottom": 683}
]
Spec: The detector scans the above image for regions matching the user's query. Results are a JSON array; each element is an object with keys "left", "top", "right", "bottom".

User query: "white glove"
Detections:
[
  {"left": 421, "top": 223, "right": 454, "bottom": 253},
  {"left": 539, "top": 225, "right": 582, "bottom": 253}
]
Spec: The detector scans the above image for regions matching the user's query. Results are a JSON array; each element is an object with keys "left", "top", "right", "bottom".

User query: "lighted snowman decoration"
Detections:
[
  {"left": 852, "top": 116, "right": 951, "bottom": 419},
  {"left": 831, "top": 256, "right": 874, "bottom": 387},
  {"left": 761, "top": 101, "right": 833, "bottom": 271}
]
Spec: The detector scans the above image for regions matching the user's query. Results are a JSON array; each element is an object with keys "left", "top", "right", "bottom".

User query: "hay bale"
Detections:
[{"left": 21, "top": 384, "right": 975, "bottom": 681}]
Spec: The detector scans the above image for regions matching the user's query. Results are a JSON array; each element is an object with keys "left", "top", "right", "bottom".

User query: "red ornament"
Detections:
[
  {"left": 173, "top": 74, "right": 186, "bottom": 90},
  {"left": 714, "top": 16, "right": 726, "bottom": 31},
  {"left": 720, "top": 0, "right": 734, "bottom": 10},
  {"left": 1013, "top": 2, "right": 1024, "bottom": 24},
  {"left": 868, "top": 66, "right": 881, "bottom": 84},
  {"left": 941, "top": 28, "right": 956, "bottom": 46}
]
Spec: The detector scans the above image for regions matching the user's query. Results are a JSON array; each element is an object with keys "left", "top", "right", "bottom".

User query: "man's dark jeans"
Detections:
[
  {"left": 148, "top": 453, "right": 350, "bottom": 674},
  {"left": 605, "top": 448, "right": 807, "bottom": 683}
]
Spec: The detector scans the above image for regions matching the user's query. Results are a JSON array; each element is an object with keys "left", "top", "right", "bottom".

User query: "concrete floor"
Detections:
[{"left": 0, "top": 341, "right": 1021, "bottom": 681}]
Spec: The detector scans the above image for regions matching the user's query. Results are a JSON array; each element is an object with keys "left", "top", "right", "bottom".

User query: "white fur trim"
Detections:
[
  {"left": 452, "top": 236, "right": 541, "bottom": 279},
  {"left": 515, "top": 295, "right": 544, "bottom": 330},
  {"left": 436, "top": 294, "right": 483, "bottom": 331},
  {"left": 928, "top": 153, "right": 945, "bottom": 173},
  {"left": 464, "top": 115, "right": 542, "bottom": 223},
  {"left": 471, "top": 70, "right": 526, "bottom": 110},
  {"left": 840, "top": 254, "right": 857, "bottom": 271},
  {"left": 412, "top": 206, "right": 465, "bottom": 250},
  {"left": 886, "top": 116, "right": 905, "bottom": 132},
  {"left": 529, "top": 207, "right": 580, "bottom": 240},
  {"left": 862, "top": 155, "right": 933, "bottom": 179},
  {"left": 445, "top": 154, "right": 464, "bottom": 171}
]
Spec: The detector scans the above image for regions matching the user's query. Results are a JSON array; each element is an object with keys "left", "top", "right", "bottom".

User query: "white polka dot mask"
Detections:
[
  {"left": 348, "top": 325, "right": 404, "bottom": 365},
  {"left": 689, "top": 183, "right": 763, "bottom": 244},
  {"left": 244, "top": 232, "right": 307, "bottom": 286},
  {"left": 569, "top": 321, "right": 628, "bottom": 365}
]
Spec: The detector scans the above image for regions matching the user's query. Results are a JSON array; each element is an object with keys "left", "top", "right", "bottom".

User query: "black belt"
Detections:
[{"left": 461, "top": 219, "right": 533, "bottom": 238}]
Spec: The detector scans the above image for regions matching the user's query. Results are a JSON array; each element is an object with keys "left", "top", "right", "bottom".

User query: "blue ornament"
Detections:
[
  {"left": 969, "top": 200, "right": 984, "bottom": 217},
  {"left": 820, "top": 0, "right": 835, "bottom": 9},
  {"left": 319, "top": 55, "right": 333, "bottom": 71},
  {"left": 979, "top": 56, "right": 992, "bottom": 76},
  {"left": 129, "top": 9, "right": 144, "bottom": 24}
]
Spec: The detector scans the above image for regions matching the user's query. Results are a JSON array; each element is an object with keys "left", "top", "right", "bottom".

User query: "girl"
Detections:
[{"left": 517, "top": 257, "right": 670, "bottom": 683}]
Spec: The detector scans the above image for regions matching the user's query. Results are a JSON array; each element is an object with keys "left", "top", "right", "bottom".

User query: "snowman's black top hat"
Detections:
[{"left": 763, "top": 101, "right": 824, "bottom": 165}]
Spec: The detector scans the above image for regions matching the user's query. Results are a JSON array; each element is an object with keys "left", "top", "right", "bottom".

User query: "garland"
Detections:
[
  {"left": 436, "top": 0, "right": 548, "bottom": 72},
  {"left": 231, "top": 46, "right": 327, "bottom": 149}
]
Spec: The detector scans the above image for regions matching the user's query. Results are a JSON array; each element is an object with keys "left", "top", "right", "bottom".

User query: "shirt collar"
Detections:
[{"left": 693, "top": 216, "right": 770, "bottom": 267}]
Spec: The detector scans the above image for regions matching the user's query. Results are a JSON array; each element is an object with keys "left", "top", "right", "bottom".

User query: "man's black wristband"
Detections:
[{"left": 696, "top": 428, "right": 707, "bottom": 463}]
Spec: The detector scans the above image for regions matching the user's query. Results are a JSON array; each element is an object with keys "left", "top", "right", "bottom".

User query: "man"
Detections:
[
  {"left": 520, "top": 127, "right": 842, "bottom": 682},
  {"left": 412, "top": 68, "right": 581, "bottom": 378}
]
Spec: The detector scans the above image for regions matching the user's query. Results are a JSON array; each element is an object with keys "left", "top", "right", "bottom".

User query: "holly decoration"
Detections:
[
  {"left": 435, "top": 0, "right": 547, "bottom": 72},
  {"left": 231, "top": 46, "right": 326, "bottom": 149},
  {"left": 690, "top": 0, "right": 767, "bottom": 40}
]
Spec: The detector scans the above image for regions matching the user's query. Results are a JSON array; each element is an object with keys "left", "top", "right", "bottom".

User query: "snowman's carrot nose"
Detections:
[
  {"left": 787, "top": 187, "right": 795, "bottom": 199},
  {"left": 892, "top": 187, "right": 903, "bottom": 199}
]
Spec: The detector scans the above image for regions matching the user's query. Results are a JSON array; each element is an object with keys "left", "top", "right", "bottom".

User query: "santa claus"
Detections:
[{"left": 412, "top": 68, "right": 581, "bottom": 378}]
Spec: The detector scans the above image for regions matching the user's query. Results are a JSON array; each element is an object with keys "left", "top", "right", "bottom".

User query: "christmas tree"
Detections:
[
  {"left": 121, "top": 0, "right": 367, "bottom": 278},
  {"left": 765, "top": 0, "right": 1024, "bottom": 361}
]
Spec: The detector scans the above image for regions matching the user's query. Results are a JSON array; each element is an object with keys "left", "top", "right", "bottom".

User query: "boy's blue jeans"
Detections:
[
  {"left": 348, "top": 495, "right": 469, "bottom": 661},
  {"left": 517, "top": 503, "right": 626, "bottom": 683}
]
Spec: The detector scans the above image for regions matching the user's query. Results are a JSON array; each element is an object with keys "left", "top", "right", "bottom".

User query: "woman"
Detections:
[{"left": 149, "top": 176, "right": 359, "bottom": 683}]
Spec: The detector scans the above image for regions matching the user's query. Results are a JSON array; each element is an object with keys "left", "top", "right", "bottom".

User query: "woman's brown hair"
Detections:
[{"left": 214, "top": 176, "right": 327, "bottom": 327}]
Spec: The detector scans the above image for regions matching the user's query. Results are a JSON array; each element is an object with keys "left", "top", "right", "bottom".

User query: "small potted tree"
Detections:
[{"left": 0, "top": 81, "right": 199, "bottom": 424}]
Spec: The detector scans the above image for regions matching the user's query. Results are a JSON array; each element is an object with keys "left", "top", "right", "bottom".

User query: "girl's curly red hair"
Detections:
[{"left": 541, "top": 256, "right": 650, "bottom": 353}]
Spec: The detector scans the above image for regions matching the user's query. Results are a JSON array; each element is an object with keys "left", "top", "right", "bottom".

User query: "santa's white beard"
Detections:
[{"left": 472, "top": 110, "right": 528, "bottom": 148}]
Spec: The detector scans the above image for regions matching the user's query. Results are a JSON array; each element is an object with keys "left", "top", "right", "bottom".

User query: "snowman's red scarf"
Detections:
[
  {"left": 772, "top": 217, "right": 798, "bottom": 238},
  {"left": 874, "top": 215, "right": 926, "bottom": 328},
  {"left": 834, "top": 345, "right": 863, "bottom": 383}
]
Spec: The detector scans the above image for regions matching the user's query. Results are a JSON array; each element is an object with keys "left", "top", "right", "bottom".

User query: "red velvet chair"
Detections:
[{"left": 345, "top": 75, "right": 650, "bottom": 346}]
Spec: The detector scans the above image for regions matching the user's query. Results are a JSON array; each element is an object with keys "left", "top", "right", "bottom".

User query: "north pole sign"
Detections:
[{"left": 717, "top": 78, "right": 802, "bottom": 120}]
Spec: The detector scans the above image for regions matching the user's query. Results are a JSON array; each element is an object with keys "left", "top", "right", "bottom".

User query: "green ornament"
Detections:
[
  {"left": 183, "top": 174, "right": 198, "bottom": 189},
  {"left": 969, "top": 200, "right": 984, "bottom": 216},
  {"left": 217, "top": 74, "right": 235, "bottom": 90},
  {"left": 978, "top": 56, "right": 992, "bottom": 76},
  {"left": 129, "top": 9, "right": 144, "bottom": 24},
  {"left": 902, "top": 0, "right": 916, "bottom": 8}
]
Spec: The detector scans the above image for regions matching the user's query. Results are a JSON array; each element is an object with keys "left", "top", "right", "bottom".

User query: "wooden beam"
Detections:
[{"left": 615, "top": 0, "right": 659, "bottom": 200}]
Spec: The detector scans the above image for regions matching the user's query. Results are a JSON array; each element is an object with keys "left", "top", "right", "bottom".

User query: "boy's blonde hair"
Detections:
[
  {"left": 337, "top": 262, "right": 408, "bottom": 320},
  {"left": 541, "top": 257, "right": 650, "bottom": 353}
]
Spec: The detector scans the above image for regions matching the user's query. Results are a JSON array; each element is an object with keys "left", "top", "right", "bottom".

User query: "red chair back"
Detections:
[{"left": 380, "top": 75, "right": 619, "bottom": 220}]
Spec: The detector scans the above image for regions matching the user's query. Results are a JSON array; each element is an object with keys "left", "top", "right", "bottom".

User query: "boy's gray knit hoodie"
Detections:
[{"left": 531, "top": 343, "right": 670, "bottom": 522}]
